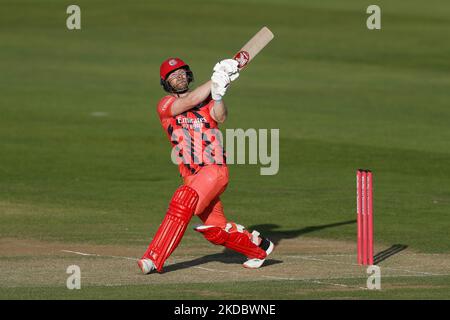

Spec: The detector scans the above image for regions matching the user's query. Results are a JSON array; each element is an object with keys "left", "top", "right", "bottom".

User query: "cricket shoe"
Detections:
[
  {"left": 243, "top": 231, "right": 274, "bottom": 269},
  {"left": 137, "top": 258, "right": 156, "bottom": 274}
]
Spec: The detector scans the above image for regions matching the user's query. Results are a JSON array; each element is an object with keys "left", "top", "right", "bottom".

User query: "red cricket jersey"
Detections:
[{"left": 157, "top": 95, "right": 227, "bottom": 178}]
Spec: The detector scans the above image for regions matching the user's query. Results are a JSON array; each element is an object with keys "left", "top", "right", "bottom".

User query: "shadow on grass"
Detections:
[
  {"left": 374, "top": 244, "right": 408, "bottom": 265},
  {"left": 247, "top": 220, "right": 356, "bottom": 246},
  {"left": 164, "top": 252, "right": 283, "bottom": 274},
  {"left": 163, "top": 220, "right": 355, "bottom": 273}
]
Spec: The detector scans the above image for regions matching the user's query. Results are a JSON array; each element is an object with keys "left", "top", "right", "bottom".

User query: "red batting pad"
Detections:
[
  {"left": 142, "top": 185, "right": 199, "bottom": 272},
  {"left": 195, "top": 225, "right": 267, "bottom": 260}
]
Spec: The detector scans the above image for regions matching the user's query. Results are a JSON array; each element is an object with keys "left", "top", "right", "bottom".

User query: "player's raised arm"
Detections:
[
  {"left": 170, "top": 80, "right": 212, "bottom": 116},
  {"left": 159, "top": 58, "right": 239, "bottom": 118},
  {"left": 209, "top": 59, "right": 239, "bottom": 123},
  {"left": 210, "top": 99, "right": 227, "bottom": 123}
]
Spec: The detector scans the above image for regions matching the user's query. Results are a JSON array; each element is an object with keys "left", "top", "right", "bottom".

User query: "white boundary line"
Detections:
[
  {"left": 61, "top": 250, "right": 232, "bottom": 273},
  {"left": 261, "top": 275, "right": 368, "bottom": 290},
  {"left": 61, "top": 250, "right": 136, "bottom": 261},
  {"left": 61, "top": 249, "right": 367, "bottom": 290},
  {"left": 290, "top": 255, "right": 448, "bottom": 276},
  {"left": 61, "top": 249, "right": 449, "bottom": 287}
]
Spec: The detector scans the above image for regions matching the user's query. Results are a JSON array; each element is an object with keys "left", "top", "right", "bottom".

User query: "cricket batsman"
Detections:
[{"left": 137, "top": 57, "right": 274, "bottom": 274}]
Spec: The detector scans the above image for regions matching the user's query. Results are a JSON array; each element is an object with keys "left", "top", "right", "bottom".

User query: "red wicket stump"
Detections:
[{"left": 357, "top": 169, "right": 374, "bottom": 265}]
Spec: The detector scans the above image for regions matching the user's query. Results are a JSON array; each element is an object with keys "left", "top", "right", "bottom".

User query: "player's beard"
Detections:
[{"left": 170, "top": 75, "right": 189, "bottom": 93}]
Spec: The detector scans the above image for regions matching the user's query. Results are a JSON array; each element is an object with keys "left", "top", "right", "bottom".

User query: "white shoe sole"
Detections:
[
  {"left": 243, "top": 240, "right": 274, "bottom": 269},
  {"left": 138, "top": 258, "right": 155, "bottom": 274}
]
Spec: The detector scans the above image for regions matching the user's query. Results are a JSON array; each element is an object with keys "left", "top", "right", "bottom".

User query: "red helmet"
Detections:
[
  {"left": 160, "top": 58, "right": 187, "bottom": 80},
  {"left": 159, "top": 57, "right": 194, "bottom": 93}
]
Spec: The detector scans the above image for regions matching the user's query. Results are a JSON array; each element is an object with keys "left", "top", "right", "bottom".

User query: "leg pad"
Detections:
[
  {"left": 195, "top": 223, "right": 267, "bottom": 260},
  {"left": 142, "top": 186, "right": 199, "bottom": 272}
]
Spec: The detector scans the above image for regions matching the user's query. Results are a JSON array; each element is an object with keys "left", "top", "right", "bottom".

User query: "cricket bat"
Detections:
[
  {"left": 233, "top": 26, "right": 274, "bottom": 70},
  {"left": 211, "top": 27, "right": 274, "bottom": 93}
]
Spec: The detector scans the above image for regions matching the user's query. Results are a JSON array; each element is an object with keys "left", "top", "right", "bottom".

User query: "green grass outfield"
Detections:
[
  {"left": 2, "top": 276, "right": 450, "bottom": 300},
  {"left": 1, "top": 0, "right": 449, "bottom": 299}
]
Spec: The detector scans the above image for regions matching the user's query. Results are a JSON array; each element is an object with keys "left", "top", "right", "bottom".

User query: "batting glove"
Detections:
[
  {"left": 211, "top": 70, "right": 230, "bottom": 100},
  {"left": 213, "top": 59, "right": 240, "bottom": 82}
]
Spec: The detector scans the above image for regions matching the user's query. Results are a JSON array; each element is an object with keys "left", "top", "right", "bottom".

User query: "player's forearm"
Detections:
[
  {"left": 185, "top": 80, "right": 212, "bottom": 106},
  {"left": 171, "top": 80, "right": 211, "bottom": 116},
  {"left": 211, "top": 99, "right": 227, "bottom": 123}
]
